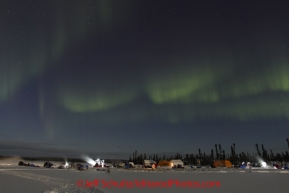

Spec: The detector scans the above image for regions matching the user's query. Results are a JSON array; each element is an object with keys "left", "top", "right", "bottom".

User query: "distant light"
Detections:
[
  {"left": 256, "top": 156, "right": 267, "bottom": 167},
  {"left": 261, "top": 161, "right": 267, "bottom": 167},
  {"left": 95, "top": 158, "right": 105, "bottom": 168},
  {"left": 82, "top": 155, "right": 96, "bottom": 166},
  {"left": 64, "top": 161, "right": 69, "bottom": 168}
]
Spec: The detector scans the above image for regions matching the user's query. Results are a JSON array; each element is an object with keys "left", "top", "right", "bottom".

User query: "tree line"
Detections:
[{"left": 129, "top": 138, "right": 289, "bottom": 165}]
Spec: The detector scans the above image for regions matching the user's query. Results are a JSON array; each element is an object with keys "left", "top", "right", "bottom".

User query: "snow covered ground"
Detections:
[{"left": 0, "top": 158, "right": 289, "bottom": 193}]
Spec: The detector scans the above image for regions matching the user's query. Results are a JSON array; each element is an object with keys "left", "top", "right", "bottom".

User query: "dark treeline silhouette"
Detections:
[{"left": 129, "top": 139, "right": 289, "bottom": 165}]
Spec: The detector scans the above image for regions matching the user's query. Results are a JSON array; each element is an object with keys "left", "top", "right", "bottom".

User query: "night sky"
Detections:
[{"left": 1, "top": 0, "right": 289, "bottom": 159}]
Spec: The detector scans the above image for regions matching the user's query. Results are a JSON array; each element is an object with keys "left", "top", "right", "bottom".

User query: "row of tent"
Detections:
[
  {"left": 143, "top": 159, "right": 233, "bottom": 168},
  {"left": 143, "top": 159, "right": 184, "bottom": 168},
  {"left": 157, "top": 159, "right": 184, "bottom": 168},
  {"left": 144, "top": 159, "right": 184, "bottom": 168}
]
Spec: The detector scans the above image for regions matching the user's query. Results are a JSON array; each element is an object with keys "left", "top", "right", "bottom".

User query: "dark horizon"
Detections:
[{"left": 1, "top": 139, "right": 288, "bottom": 161}]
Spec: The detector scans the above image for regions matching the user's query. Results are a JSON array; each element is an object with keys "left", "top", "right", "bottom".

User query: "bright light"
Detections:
[
  {"left": 62, "top": 158, "right": 69, "bottom": 168},
  {"left": 261, "top": 161, "right": 267, "bottom": 167},
  {"left": 95, "top": 158, "right": 105, "bottom": 168},
  {"left": 256, "top": 156, "right": 267, "bottom": 167},
  {"left": 64, "top": 161, "right": 69, "bottom": 168},
  {"left": 81, "top": 155, "right": 96, "bottom": 166}
]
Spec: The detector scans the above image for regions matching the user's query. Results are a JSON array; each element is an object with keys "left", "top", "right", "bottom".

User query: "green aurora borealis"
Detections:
[{"left": 1, "top": 0, "right": 289, "bottom": 157}]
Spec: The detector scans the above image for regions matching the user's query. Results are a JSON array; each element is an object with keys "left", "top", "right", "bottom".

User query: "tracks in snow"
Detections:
[{"left": 0, "top": 169, "right": 106, "bottom": 193}]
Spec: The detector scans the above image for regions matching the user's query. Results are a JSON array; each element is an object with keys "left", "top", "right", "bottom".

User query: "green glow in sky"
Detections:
[
  {"left": 2, "top": 0, "right": 289, "bottom": 125},
  {"left": 145, "top": 64, "right": 228, "bottom": 104},
  {"left": 58, "top": 80, "right": 140, "bottom": 112},
  {"left": 220, "top": 62, "right": 289, "bottom": 99},
  {"left": 0, "top": 45, "right": 46, "bottom": 103},
  {"left": 1, "top": 1, "right": 133, "bottom": 103}
]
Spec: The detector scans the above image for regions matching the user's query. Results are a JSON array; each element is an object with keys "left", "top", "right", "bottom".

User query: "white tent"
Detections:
[
  {"left": 170, "top": 159, "right": 184, "bottom": 167},
  {"left": 143, "top": 160, "right": 156, "bottom": 167}
]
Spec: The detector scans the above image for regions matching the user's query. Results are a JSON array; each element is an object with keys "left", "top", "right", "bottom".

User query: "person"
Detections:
[{"left": 106, "top": 167, "right": 110, "bottom": 173}]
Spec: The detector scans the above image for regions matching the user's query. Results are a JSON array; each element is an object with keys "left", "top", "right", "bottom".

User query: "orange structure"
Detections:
[{"left": 213, "top": 160, "right": 233, "bottom": 167}]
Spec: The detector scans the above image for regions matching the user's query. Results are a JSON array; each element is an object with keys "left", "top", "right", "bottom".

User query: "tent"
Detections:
[
  {"left": 157, "top": 160, "right": 171, "bottom": 167},
  {"left": 213, "top": 160, "right": 233, "bottom": 168},
  {"left": 143, "top": 160, "right": 156, "bottom": 167},
  {"left": 171, "top": 159, "right": 184, "bottom": 168}
]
